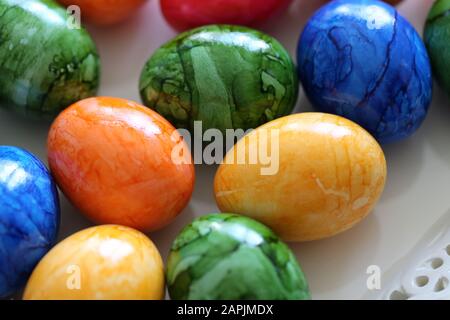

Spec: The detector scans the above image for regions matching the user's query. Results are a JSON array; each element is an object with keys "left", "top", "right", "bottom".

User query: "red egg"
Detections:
[
  {"left": 58, "top": 0, "right": 148, "bottom": 25},
  {"left": 160, "top": 0, "right": 293, "bottom": 31},
  {"left": 47, "top": 97, "right": 195, "bottom": 232}
]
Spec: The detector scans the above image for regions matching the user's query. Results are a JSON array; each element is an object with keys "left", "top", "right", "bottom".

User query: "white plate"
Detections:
[{"left": 0, "top": 0, "right": 448, "bottom": 300}]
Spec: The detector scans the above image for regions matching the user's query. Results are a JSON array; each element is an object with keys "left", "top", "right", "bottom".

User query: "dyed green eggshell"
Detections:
[
  {"left": 167, "top": 214, "right": 310, "bottom": 300},
  {"left": 0, "top": 0, "right": 100, "bottom": 119},
  {"left": 139, "top": 25, "right": 298, "bottom": 133},
  {"left": 424, "top": 0, "right": 450, "bottom": 95}
]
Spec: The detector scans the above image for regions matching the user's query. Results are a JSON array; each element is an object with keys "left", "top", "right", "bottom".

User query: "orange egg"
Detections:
[
  {"left": 47, "top": 97, "right": 195, "bottom": 232},
  {"left": 58, "top": 0, "right": 148, "bottom": 25}
]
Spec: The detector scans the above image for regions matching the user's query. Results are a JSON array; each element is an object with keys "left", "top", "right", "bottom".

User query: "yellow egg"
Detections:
[
  {"left": 23, "top": 225, "right": 165, "bottom": 300},
  {"left": 214, "top": 113, "right": 387, "bottom": 242}
]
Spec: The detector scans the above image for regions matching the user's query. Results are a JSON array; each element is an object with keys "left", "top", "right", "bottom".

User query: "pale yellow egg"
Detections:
[
  {"left": 23, "top": 225, "right": 165, "bottom": 300},
  {"left": 214, "top": 113, "right": 387, "bottom": 242}
]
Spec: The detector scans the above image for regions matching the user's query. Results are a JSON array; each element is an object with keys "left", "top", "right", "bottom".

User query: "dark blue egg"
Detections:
[
  {"left": 0, "top": 146, "right": 60, "bottom": 298},
  {"left": 297, "top": 0, "right": 432, "bottom": 143}
]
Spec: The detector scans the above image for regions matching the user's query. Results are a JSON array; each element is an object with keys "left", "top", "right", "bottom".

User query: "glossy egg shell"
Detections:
[
  {"left": 214, "top": 113, "right": 387, "bottom": 242},
  {"left": 160, "top": 0, "right": 293, "bottom": 31},
  {"left": 167, "top": 213, "right": 310, "bottom": 300},
  {"left": 424, "top": 0, "right": 450, "bottom": 96},
  {"left": 329, "top": 0, "right": 403, "bottom": 4},
  {"left": 140, "top": 25, "right": 298, "bottom": 134},
  {"left": 0, "top": 0, "right": 99, "bottom": 119},
  {"left": 47, "top": 97, "right": 195, "bottom": 232},
  {"left": 58, "top": 0, "right": 147, "bottom": 25},
  {"left": 23, "top": 225, "right": 165, "bottom": 300},
  {"left": 0, "top": 146, "right": 60, "bottom": 298},
  {"left": 297, "top": 0, "right": 432, "bottom": 144}
]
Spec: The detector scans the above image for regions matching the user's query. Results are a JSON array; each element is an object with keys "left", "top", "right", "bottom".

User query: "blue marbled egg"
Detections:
[
  {"left": 297, "top": 0, "right": 432, "bottom": 143},
  {"left": 0, "top": 146, "right": 60, "bottom": 298}
]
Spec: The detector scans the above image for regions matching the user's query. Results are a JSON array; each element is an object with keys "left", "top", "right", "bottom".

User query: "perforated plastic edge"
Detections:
[{"left": 366, "top": 209, "right": 450, "bottom": 300}]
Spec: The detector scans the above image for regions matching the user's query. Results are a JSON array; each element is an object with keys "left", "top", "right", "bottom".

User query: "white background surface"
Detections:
[{"left": 0, "top": 0, "right": 447, "bottom": 300}]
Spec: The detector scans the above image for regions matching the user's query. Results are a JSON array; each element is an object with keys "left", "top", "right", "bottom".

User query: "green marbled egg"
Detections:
[
  {"left": 167, "top": 213, "right": 310, "bottom": 300},
  {"left": 424, "top": 0, "right": 450, "bottom": 96},
  {"left": 0, "top": 0, "right": 100, "bottom": 119},
  {"left": 139, "top": 25, "right": 298, "bottom": 133}
]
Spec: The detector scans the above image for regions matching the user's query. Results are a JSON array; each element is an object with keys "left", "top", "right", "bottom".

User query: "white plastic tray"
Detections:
[
  {"left": 0, "top": 0, "right": 448, "bottom": 299},
  {"left": 366, "top": 209, "right": 450, "bottom": 300}
]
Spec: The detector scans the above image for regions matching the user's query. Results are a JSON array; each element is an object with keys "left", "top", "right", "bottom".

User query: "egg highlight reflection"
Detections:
[
  {"left": 47, "top": 97, "right": 195, "bottom": 232},
  {"left": 0, "top": 0, "right": 100, "bottom": 119},
  {"left": 23, "top": 225, "right": 165, "bottom": 300},
  {"left": 167, "top": 213, "right": 310, "bottom": 300},
  {"left": 214, "top": 113, "right": 387, "bottom": 242},
  {"left": 298, "top": 0, "right": 432, "bottom": 143},
  {"left": 139, "top": 25, "right": 298, "bottom": 134},
  {"left": 0, "top": 146, "right": 60, "bottom": 298}
]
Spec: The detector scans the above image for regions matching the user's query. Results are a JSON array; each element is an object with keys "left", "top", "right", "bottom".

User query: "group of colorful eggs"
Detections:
[{"left": 0, "top": 0, "right": 448, "bottom": 300}]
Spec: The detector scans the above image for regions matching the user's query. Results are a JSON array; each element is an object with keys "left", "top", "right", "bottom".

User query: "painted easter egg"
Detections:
[
  {"left": 214, "top": 113, "right": 387, "bottom": 242},
  {"left": 0, "top": 146, "right": 59, "bottom": 298},
  {"left": 297, "top": 0, "right": 432, "bottom": 143},
  {"left": 23, "top": 225, "right": 165, "bottom": 300},
  {"left": 160, "top": 0, "right": 293, "bottom": 31},
  {"left": 58, "top": 0, "right": 147, "bottom": 25},
  {"left": 424, "top": 0, "right": 450, "bottom": 96},
  {"left": 167, "top": 213, "right": 310, "bottom": 300},
  {"left": 47, "top": 97, "right": 195, "bottom": 232},
  {"left": 0, "top": 0, "right": 100, "bottom": 119},
  {"left": 330, "top": 0, "right": 403, "bottom": 4},
  {"left": 139, "top": 25, "right": 298, "bottom": 134}
]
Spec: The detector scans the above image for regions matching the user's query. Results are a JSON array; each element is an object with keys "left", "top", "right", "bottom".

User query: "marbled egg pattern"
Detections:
[
  {"left": 140, "top": 25, "right": 298, "bottom": 133},
  {"left": 424, "top": 0, "right": 450, "bottom": 96},
  {"left": 0, "top": 146, "right": 59, "bottom": 298},
  {"left": 167, "top": 214, "right": 310, "bottom": 300},
  {"left": 23, "top": 225, "right": 165, "bottom": 300},
  {"left": 214, "top": 113, "right": 387, "bottom": 242},
  {"left": 47, "top": 97, "right": 195, "bottom": 232},
  {"left": 0, "top": 0, "right": 100, "bottom": 119},
  {"left": 298, "top": 0, "right": 432, "bottom": 143}
]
